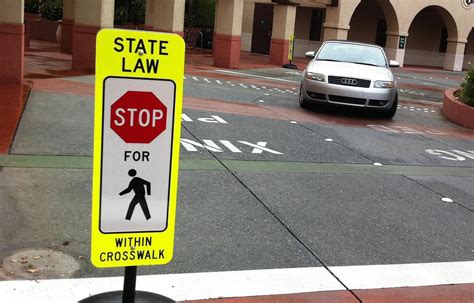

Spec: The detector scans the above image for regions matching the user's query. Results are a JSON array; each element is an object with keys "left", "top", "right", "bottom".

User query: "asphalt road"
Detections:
[{"left": 0, "top": 67, "right": 473, "bottom": 280}]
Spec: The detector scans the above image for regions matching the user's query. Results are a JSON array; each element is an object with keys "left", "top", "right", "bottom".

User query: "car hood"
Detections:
[{"left": 306, "top": 60, "right": 394, "bottom": 81}]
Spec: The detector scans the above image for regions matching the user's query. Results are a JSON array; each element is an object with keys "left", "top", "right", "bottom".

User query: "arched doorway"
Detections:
[
  {"left": 464, "top": 29, "right": 474, "bottom": 70},
  {"left": 405, "top": 6, "right": 458, "bottom": 69},
  {"left": 347, "top": 0, "right": 399, "bottom": 47}
]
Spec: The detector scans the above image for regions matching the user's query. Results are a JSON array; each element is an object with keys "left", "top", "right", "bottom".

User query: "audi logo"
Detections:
[{"left": 341, "top": 78, "right": 358, "bottom": 86}]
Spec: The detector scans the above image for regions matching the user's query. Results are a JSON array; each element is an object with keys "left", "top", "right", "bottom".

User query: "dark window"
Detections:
[
  {"left": 375, "top": 19, "right": 387, "bottom": 47},
  {"left": 309, "top": 9, "right": 325, "bottom": 41},
  {"left": 439, "top": 27, "right": 448, "bottom": 53}
]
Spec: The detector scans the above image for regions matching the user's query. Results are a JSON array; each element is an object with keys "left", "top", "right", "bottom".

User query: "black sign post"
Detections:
[{"left": 79, "top": 266, "right": 176, "bottom": 302}]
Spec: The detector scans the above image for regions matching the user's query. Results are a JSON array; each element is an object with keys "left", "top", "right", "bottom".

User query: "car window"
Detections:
[{"left": 317, "top": 43, "right": 387, "bottom": 67}]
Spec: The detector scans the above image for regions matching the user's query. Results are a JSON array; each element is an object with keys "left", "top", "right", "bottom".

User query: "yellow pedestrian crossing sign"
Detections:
[{"left": 91, "top": 29, "right": 184, "bottom": 268}]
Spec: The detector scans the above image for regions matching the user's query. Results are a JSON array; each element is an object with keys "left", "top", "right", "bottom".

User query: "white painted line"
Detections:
[
  {"left": 214, "top": 69, "right": 300, "bottom": 83},
  {"left": 373, "top": 162, "right": 383, "bottom": 166},
  {"left": 204, "top": 78, "right": 211, "bottom": 83},
  {"left": 0, "top": 268, "right": 342, "bottom": 303},
  {"left": 258, "top": 100, "right": 264, "bottom": 103},
  {"left": 183, "top": 76, "right": 187, "bottom": 80},
  {"left": 290, "top": 121, "right": 298, "bottom": 124},
  {"left": 325, "top": 138, "right": 334, "bottom": 142},
  {"left": 239, "top": 83, "right": 248, "bottom": 88},
  {"left": 192, "top": 76, "right": 199, "bottom": 81},
  {"left": 216, "top": 80, "right": 222, "bottom": 85},
  {"left": 330, "top": 261, "right": 474, "bottom": 290},
  {"left": 264, "top": 93, "right": 270, "bottom": 96},
  {"left": 1, "top": 262, "right": 472, "bottom": 302},
  {"left": 441, "top": 197, "right": 454, "bottom": 203},
  {"left": 230, "top": 84, "right": 236, "bottom": 87}
]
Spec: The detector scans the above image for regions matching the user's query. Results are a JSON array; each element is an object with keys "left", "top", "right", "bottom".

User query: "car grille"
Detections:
[
  {"left": 328, "top": 76, "right": 371, "bottom": 88},
  {"left": 328, "top": 95, "right": 366, "bottom": 105}
]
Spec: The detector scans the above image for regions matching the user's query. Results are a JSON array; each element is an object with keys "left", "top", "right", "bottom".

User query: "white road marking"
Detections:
[
  {"left": 204, "top": 78, "right": 211, "bottom": 83},
  {"left": 219, "top": 140, "right": 242, "bottom": 153},
  {"left": 1, "top": 262, "right": 472, "bottom": 302},
  {"left": 325, "top": 138, "right": 334, "bottom": 142},
  {"left": 373, "top": 163, "right": 383, "bottom": 166},
  {"left": 192, "top": 76, "right": 199, "bottom": 81},
  {"left": 239, "top": 83, "right": 248, "bottom": 88},
  {"left": 264, "top": 93, "right": 270, "bottom": 96},
  {"left": 290, "top": 121, "right": 298, "bottom": 124},
  {"left": 216, "top": 80, "right": 222, "bottom": 85},
  {"left": 215, "top": 69, "right": 300, "bottom": 83},
  {"left": 238, "top": 141, "right": 283, "bottom": 154},
  {"left": 441, "top": 197, "right": 454, "bottom": 203}
]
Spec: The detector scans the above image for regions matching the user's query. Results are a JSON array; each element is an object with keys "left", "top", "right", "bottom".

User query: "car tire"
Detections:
[
  {"left": 380, "top": 93, "right": 398, "bottom": 119},
  {"left": 299, "top": 85, "right": 311, "bottom": 109}
]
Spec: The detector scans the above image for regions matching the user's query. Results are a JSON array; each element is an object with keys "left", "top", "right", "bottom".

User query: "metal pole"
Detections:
[{"left": 122, "top": 266, "right": 137, "bottom": 303}]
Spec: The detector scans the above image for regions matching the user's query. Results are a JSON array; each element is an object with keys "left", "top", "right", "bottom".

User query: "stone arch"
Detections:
[
  {"left": 347, "top": 0, "right": 400, "bottom": 46},
  {"left": 405, "top": 5, "right": 459, "bottom": 41},
  {"left": 404, "top": 5, "right": 460, "bottom": 69},
  {"left": 464, "top": 28, "right": 474, "bottom": 70}
]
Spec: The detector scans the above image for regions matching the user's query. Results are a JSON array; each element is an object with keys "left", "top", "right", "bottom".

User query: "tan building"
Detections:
[
  {"left": 242, "top": 0, "right": 474, "bottom": 71},
  {"left": 0, "top": 0, "right": 473, "bottom": 84}
]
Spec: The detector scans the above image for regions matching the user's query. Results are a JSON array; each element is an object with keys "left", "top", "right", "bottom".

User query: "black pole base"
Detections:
[
  {"left": 79, "top": 291, "right": 175, "bottom": 303},
  {"left": 282, "top": 63, "right": 298, "bottom": 69}
]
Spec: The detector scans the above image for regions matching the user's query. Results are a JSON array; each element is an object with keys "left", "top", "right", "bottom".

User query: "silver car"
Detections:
[{"left": 300, "top": 41, "right": 400, "bottom": 118}]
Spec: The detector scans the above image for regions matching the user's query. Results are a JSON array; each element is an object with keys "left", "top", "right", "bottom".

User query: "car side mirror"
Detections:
[
  {"left": 389, "top": 60, "right": 400, "bottom": 68},
  {"left": 305, "top": 51, "right": 316, "bottom": 59}
]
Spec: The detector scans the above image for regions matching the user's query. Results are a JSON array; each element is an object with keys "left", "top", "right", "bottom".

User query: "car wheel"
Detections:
[
  {"left": 299, "top": 85, "right": 311, "bottom": 109},
  {"left": 380, "top": 93, "right": 398, "bottom": 119}
]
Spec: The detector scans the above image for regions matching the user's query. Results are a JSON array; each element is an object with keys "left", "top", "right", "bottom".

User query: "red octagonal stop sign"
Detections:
[{"left": 110, "top": 91, "right": 167, "bottom": 143}]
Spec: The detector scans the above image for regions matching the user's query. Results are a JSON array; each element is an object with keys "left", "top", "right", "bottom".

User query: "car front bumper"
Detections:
[{"left": 301, "top": 78, "right": 397, "bottom": 109}]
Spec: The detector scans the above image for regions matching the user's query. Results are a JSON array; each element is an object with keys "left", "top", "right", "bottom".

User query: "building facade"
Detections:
[
  {"left": 242, "top": 0, "right": 474, "bottom": 71},
  {"left": 0, "top": 0, "right": 473, "bottom": 84}
]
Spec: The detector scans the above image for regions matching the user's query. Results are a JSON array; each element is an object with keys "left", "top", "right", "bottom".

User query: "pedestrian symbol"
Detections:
[{"left": 120, "top": 169, "right": 151, "bottom": 220}]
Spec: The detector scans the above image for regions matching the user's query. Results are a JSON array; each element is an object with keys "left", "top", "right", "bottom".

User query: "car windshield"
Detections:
[{"left": 316, "top": 42, "right": 387, "bottom": 67}]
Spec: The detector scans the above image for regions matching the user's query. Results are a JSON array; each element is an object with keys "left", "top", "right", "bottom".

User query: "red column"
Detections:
[
  {"left": 61, "top": 19, "right": 73, "bottom": 54},
  {"left": 0, "top": 23, "right": 24, "bottom": 84},
  {"left": 270, "top": 38, "right": 289, "bottom": 66},
  {"left": 72, "top": 24, "right": 100, "bottom": 71},
  {"left": 213, "top": 34, "right": 241, "bottom": 68}
]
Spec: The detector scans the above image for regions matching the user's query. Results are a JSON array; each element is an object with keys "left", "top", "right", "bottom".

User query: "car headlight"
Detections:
[
  {"left": 305, "top": 72, "right": 325, "bottom": 82},
  {"left": 374, "top": 80, "right": 394, "bottom": 88}
]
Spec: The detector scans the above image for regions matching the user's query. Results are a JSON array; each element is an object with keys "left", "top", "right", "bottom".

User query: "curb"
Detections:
[{"left": 442, "top": 88, "right": 474, "bottom": 129}]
